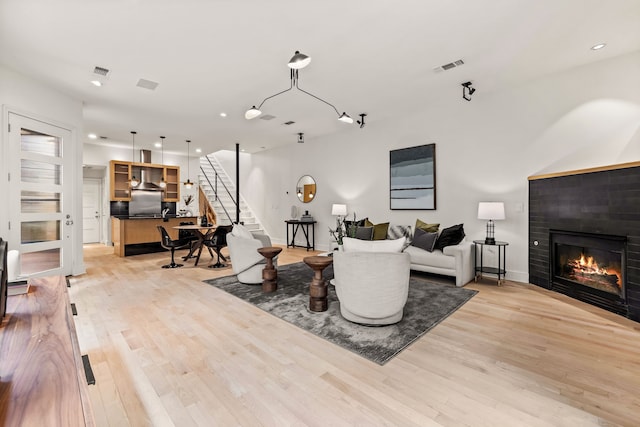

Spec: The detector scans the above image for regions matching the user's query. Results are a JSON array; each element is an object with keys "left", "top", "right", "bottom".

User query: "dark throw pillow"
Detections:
[
  {"left": 434, "top": 224, "right": 465, "bottom": 250},
  {"left": 354, "top": 226, "right": 374, "bottom": 240},
  {"left": 411, "top": 228, "right": 438, "bottom": 252},
  {"left": 344, "top": 217, "right": 367, "bottom": 237}
]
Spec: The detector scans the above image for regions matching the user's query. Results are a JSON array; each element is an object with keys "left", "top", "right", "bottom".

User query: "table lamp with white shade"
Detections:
[
  {"left": 331, "top": 203, "right": 347, "bottom": 218},
  {"left": 477, "top": 202, "right": 505, "bottom": 245}
]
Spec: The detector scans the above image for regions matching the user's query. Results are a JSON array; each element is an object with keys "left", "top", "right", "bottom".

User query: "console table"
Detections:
[{"left": 285, "top": 220, "right": 316, "bottom": 251}]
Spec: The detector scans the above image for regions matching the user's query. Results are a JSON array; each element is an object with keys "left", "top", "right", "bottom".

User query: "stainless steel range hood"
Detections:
[{"left": 135, "top": 149, "right": 162, "bottom": 190}]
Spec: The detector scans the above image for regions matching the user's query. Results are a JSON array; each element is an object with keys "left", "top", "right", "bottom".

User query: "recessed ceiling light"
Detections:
[
  {"left": 591, "top": 43, "right": 606, "bottom": 50},
  {"left": 195, "top": 148, "right": 202, "bottom": 153},
  {"left": 90, "top": 80, "right": 103, "bottom": 87},
  {"left": 154, "top": 142, "right": 162, "bottom": 148},
  {"left": 220, "top": 112, "right": 227, "bottom": 117},
  {"left": 241, "top": 149, "right": 246, "bottom": 152},
  {"left": 88, "top": 133, "right": 97, "bottom": 139}
]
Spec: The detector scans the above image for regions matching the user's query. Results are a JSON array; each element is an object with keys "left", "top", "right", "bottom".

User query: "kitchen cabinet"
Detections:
[
  {"left": 110, "top": 160, "right": 131, "bottom": 200},
  {"left": 109, "top": 160, "right": 180, "bottom": 202}
]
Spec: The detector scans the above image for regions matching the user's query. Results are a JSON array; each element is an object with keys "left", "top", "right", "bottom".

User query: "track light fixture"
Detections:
[
  {"left": 298, "top": 133, "right": 304, "bottom": 143},
  {"left": 357, "top": 113, "right": 367, "bottom": 129},
  {"left": 245, "top": 51, "right": 353, "bottom": 124},
  {"left": 462, "top": 81, "right": 476, "bottom": 101}
]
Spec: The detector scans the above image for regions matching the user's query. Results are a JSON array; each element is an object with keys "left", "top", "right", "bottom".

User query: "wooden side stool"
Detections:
[
  {"left": 257, "top": 246, "right": 282, "bottom": 293},
  {"left": 303, "top": 255, "right": 333, "bottom": 312}
]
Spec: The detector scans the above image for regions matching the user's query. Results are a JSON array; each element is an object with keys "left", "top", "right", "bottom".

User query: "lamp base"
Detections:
[{"left": 484, "top": 237, "right": 496, "bottom": 245}]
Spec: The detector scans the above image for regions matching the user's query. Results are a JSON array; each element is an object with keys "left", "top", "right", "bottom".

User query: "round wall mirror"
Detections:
[{"left": 296, "top": 175, "right": 316, "bottom": 203}]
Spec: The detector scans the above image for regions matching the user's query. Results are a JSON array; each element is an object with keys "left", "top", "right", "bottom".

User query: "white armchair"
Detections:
[
  {"left": 333, "top": 251, "right": 411, "bottom": 325},
  {"left": 226, "top": 225, "right": 276, "bottom": 284}
]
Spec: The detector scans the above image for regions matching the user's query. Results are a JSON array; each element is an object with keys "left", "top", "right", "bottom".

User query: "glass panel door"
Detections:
[{"left": 8, "top": 113, "right": 73, "bottom": 278}]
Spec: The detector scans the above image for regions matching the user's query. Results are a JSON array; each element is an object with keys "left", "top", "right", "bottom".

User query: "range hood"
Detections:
[{"left": 135, "top": 149, "right": 162, "bottom": 190}]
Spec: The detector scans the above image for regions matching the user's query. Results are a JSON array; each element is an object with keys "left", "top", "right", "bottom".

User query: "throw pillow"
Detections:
[
  {"left": 342, "top": 236, "right": 406, "bottom": 253},
  {"left": 415, "top": 218, "right": 439, "bottom": 233},
  {"left": 364, "top": 219, "right": 390, "bottom": 240},
  {"left": 231, "top": 223, "right": 253, "bottom": 239},
  {"left": 354, "top": 226, "right": 374, "bottom": 240},
  {"left": 411, "top": 228, "right": 438, "bottom": 252},
  {"left": 387, "top": 224, "right": 413, "bottom": 250},
  {"left": 344, "top": 217, "right": 367, "bottom": 238},
  {"left": 434, "top": 224, "right": 465, "bottom": 250}
]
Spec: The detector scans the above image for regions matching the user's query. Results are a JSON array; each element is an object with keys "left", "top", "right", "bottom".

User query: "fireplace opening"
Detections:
[{"left": 550, "top": 230, "right": 627, "bottom": 315}]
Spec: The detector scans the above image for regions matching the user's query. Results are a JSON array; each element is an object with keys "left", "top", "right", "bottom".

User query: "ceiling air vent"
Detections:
[
  {"left": 136, "top": 78, "right": 159, "bottom": 91},
  {"left": 93, "top": 66, "right": 110, "bottom": 76},
  {"left": 283, "top": 121, "right": 295, "bottom": 126},
  {"left": 433, "top": 59, "right": 465, "bottom": 73},
  {"left": 259, "top": 114, "right": 276, "bottom": 121}
]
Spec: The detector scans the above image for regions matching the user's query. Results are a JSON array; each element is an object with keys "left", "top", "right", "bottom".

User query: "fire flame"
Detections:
[{"left": 573, "top": 253, "right": 621, "bottom": 284}]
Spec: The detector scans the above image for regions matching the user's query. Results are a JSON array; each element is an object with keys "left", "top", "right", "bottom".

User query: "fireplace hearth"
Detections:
[{"left": 550, "top": 230, "right": 627, "bottom": 315}]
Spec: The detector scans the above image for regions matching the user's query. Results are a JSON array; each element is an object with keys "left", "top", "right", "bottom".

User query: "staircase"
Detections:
[{"left": 199, "top": 154, "right": 263, "bottom": 233}]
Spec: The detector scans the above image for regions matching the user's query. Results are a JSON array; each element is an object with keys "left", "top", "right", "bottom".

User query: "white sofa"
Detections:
[
  {"left": 343, "top": 229, "right": 475, "bottom": 287},
  {"left": 404, "top": 239, "right": 474, "bottom": 287}
]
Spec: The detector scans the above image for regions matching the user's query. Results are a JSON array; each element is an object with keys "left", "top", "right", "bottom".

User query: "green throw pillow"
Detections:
[
  {"left": 364, "top": 219, "right": 390, "bottom": 240},
  {"left": 415, "top": 218, "right": 439, "bottom": 233}
]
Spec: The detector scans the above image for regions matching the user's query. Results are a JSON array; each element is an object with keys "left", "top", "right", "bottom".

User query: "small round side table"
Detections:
[
  {"left": 257, "top": 246, "right": 282, "bottom": 293},
  {"left": 303, "top": 255, "right": 334, "bottom": 312}
]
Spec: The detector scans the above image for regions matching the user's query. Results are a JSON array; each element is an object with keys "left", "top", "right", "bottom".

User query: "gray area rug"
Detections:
[{"left": 203, "top": 262, "right": 477, "bottom": 365}]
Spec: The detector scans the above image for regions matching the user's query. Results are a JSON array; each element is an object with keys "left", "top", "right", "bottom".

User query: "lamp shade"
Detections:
[
  {"left": 245, "top": 106, "right": 262, "bottom": 120},
  {"left": 478, "top": 202, "right": 505, "bottom": 220},
  {"left": 338, "top": 112, "right": 354, "bottom": 124},
  {"left": 331, "top": 203, "right": 347, "bottom": 216},
  {"left": 287, "top": 51, "right": 311, "bottom": 69}
]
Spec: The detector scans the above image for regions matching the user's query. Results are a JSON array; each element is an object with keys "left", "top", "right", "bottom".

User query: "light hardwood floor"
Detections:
[{"left": 70, "top": 244, "right": 640, "bottom": 426}]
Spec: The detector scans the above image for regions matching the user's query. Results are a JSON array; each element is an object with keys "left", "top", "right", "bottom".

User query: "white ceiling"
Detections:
[{"left": 1, "top": 0, "right": 640, "bottom": 155}]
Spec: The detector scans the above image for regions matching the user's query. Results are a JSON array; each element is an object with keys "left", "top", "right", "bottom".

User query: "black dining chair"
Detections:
[
  {"left": 178, "top": 221, "right": 199, "bottom": 260},
  {"left": 203, "top": 225, "right": 233, "bottom": 268},
  {"left": 157, "top": 226, "right": 191, "bottom": 268}
]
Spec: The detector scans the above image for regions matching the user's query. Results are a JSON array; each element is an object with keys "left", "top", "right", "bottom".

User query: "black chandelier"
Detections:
[{"left": 245, "top": 51, "right": 353, "bottom": 124}]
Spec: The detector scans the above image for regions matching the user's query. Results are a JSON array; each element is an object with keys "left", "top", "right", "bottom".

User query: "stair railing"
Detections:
[
  {"left": 199, "top": 155, "right": 238, "bottom": 224},
  {"left": 198, "top": 186, "right": 217, "bottom": 225}
]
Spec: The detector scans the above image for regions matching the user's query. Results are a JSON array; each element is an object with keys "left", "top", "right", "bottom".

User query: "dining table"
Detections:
[{"left": 172, "top": 224, "right": 217, "bottom": 266}]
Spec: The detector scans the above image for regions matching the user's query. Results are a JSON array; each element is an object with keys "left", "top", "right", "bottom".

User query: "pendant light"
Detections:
[
  {"left": 183, "top": 139, "right": 193, "bottom": 189},
  {"left": 130, "top": 131, "right": 139, "bottom": 187},
  {"left": 158, "top": 136, "right": 167, "bottom": 188}
]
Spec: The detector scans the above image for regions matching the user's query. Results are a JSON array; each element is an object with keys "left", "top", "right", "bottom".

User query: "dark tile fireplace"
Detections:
[{"left": 529, "top": 163, "right": 640, "bottom": 322}]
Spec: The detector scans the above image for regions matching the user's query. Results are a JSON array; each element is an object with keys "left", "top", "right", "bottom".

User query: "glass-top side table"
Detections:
[{"left": 473, "top": 240, "right": 508, "bottom": 286}]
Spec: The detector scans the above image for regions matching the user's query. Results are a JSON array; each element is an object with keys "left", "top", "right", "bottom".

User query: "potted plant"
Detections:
[
  {"left": 329, "top": 213, "right": 358, "bottom": 250},
  {"left": 181, "top": 194, "right": 195, "bottom": 216}
]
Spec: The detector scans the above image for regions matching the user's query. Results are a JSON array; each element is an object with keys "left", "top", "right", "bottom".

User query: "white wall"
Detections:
[
  {"left": 0, "top": 65, "right": 85, "bottom": 275},
  {"left": 240, "top": 51, "right": 640, "bottom": 283}
]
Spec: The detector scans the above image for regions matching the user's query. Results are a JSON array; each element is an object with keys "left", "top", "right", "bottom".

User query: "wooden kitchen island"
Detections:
[{"left": 111, "top": 216, "right": 198, "bottom": 257}]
